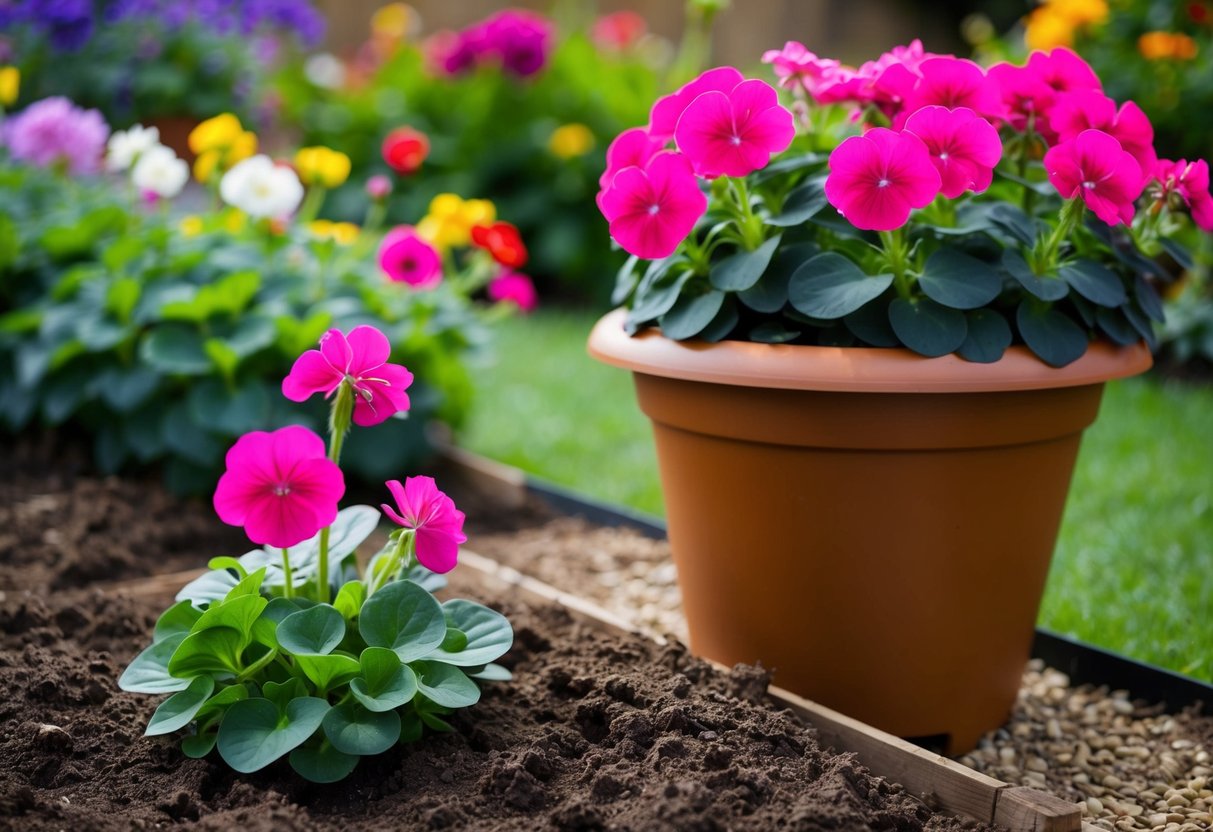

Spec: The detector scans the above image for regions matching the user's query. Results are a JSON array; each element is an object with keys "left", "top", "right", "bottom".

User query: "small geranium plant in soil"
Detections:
[
  {"left": 118, "top": 324, "right": 513, "bottom": 783},
  {"left": 599, "top": 43, "right": 1213, "bottom": 366}
]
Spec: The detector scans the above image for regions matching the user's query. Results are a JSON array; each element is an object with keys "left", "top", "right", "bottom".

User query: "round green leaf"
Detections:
[
  {"left": 168, "top": 627, "right": 246, "bottom": 677},
  {"left": 660, "top": 289, "right": 725, "bottom": 341},
  {"left": 182, "top": 731, "right": 217, "bottom": 759},
  {"left": 1059, "top": 260, "right": 1128, "bottom": 307},
  {"left": 146, "top": 676, "right": 215, "bottom": 737},
  {"left": 766, "top": 181, "right": 828, "bottom": 227},
  {"left": 1096, "top": 307, "right": 1141, "bottom": 346},
  {"left": 140, "top": 324, "right": 211, "bottom": 374},
  {"left": 217, "top": 697, "right": 331, "bottom": 774},
  {"left": 359, "top": 580, "right": 447, "bottom": 662},
  {"left": 695, "top": 294, "right": 741, "bottom": 343},
  {"left": 957, "top": 309, "right": 1012, "bottom": 364},
  {"left": 196, "top": 683, "right": 249, "bottom": 721},
  {"left": 290, "top": 743, "right": 359, "bottom": 783},
  {"left": 119, "top": 633, "right": 192, "bottom": 694},
  {"left": 739, "top": 242, "right": 817, "bottom": 313},
  {"left": 1016, "top": 302, "right": 1089, "bottom": 367},
  {"left": 748, "top": 321, "right": 801, "bottom": 343},
  {"left": 1135, "top": 274, "right": 1165, "bottom": 323},
  {"left": 843, "top": 300, "right": 898, "bottom": 347},
  {"left": 351, "top": 647, "right": 418, "bottom": 712},
  {"left": 918, "top": 249, "right": 1003, "bottom": 310},
  {"left": 789, "top": 253, "right": 894, "bottom": 319},
  {"left": 176, "top": 567, "right": 241, "bottom": 607},
  {"left": 411, "top": 661, "right": 481, "bottom": 708},
  {"left": 1003, "top": 250, "right": 1069, "bottom": 302},
  {"left": 153, "top": 600, "right": 203, "bottom": 643},
  {"left": 191, "top": 594, "right": 266, "bottom": 640},
  {"left": 322, "top": 701, "right": 402, "bottom": 756},
  {"left": 888, "top": 298, "right": 968, "bottom": 357},
  {"left": 425, "top": 600, "right": 513, "bottom": 667},
  {"left": 468, "top": 663, "right": 512, "bottom": 682},
  {"left": 278, "top": 605, "right": 346, "bottom": 656},
  {"left": 334, "top": 581, "right": 367, "bottom": 620},
  {"left": 293, "top": 653, "right": 362, "bottom": 692},
  {"left": 709, "top": 234, "right": 781, "bottom": 291}
]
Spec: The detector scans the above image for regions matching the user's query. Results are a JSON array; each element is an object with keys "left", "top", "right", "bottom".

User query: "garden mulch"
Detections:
[{"left": 0, "top": 443, "right": 985, "bottom": 831}]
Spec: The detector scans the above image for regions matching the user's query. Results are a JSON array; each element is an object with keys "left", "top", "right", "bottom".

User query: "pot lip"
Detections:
[{"left": 587, "top": 309, "right": 1154, "bottom": 393}]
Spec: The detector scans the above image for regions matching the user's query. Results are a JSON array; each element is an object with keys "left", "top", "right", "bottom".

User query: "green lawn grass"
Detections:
[{"left": 460, "top": 308, "right": 1213, "bottom": 681}]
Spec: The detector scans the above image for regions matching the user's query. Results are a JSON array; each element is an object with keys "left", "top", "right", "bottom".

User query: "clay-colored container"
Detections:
[{"left": 588, "top": 309, "right": 1152, "bottom": 753}]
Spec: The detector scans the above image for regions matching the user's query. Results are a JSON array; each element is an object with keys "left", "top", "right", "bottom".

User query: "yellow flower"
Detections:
[
  {"left": 295, "top": 146, "right": 352, "bottom": 188},
  {"left": 371, "top": 3, "right": 415, "bottom": 40},
  {"left": 179, "top": 216, "right": 204, "bottom": 237},
  {"left": 417, "top": 193, "right": 496, "bottom": 249},
  {"left": 229, "top": 130, "right": 257, "bottom": 165},
  {"left": 224, "top": 210, "right": 247, "bottom": 233},
  {"left": 1139, "top": 31, "right": 1199, "bottom": 61},
  {"left": 0, "top": 66, "right": 19, "bottom": 108},
  {"left": 549, "top": 123, "right": 595, "bottom": 159},
  {"left": 1025, "top": 7, "right": 1076, "bottom": 50},
  {"left": 1048, "top": 0, "right": 1108, "bottom": 26},
  {"left": 190, "top": 118, "right": 257, "bottom": 183},
  {"left": 193, "top": 150, "right": 222, "bottom": 184},
  {"left": 308, "top": 219, "right": 360, "bottom": 245},
  {"left": 189, "top": 113, "right": 245, "bottom": 155}
]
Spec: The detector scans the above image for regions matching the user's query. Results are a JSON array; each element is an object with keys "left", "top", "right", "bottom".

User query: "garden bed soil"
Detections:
[{"left": 0, "top": 447, "right": 985, "bottom": 831}]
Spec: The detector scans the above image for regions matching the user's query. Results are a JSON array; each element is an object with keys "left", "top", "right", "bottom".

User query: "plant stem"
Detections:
[
  {"left": 281, "top": 548, "right": 294, "bottom": 599},
  {"left": 1019, "top": 118, "right": 1038, "bottom": 216},
  {"left": 237, "top": 647, "right": 279, "bottom": 681},
  {"left": 879, "top": 228, "right": 913, "bottom": 299},
  {"left": 730, "top": 177, "right": 764, "bottom": 250},
  {"left": 368, "top": 531, "right": 414, "bottom": 595},
  {"left": 1034, "top": 198, "right": 1086, "bottom": 272},
  {"left": 317, "top": 381, "right": 354, "bottom": 604},
  {"left": 298, "top": 185, "right": 326, "bottom": 224}
]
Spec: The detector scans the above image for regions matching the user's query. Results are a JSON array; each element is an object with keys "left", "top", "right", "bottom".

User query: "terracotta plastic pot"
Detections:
[{"left": 588, "top": 308, "right": 1152, "bottom": 753}]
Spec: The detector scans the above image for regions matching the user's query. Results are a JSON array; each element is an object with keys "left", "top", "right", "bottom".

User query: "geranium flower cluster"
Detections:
[{"left": 427, "top": 9, "right": 553, "bottom": 78}]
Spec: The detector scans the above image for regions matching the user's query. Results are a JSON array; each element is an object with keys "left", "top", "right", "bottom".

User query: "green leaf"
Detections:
[
  {"left": 843, "top": 300, "right": 898, "bottom": 347},
  {"left": 153, "top": 600, "right": 203, "bottom": 643},
  {"left": 290, "top": 743, "right": 359, "bottom": 783},
  {"left": 196, "top": 683, "right": 249, "bottom": 721},
  {"left": 168, "top": 627, "right": 246, "bottom": 677},
  {"left": 659, "top": 289, "right": 725, "bottom": 340},
  {"left": 739, "top": 242, "right": 817, "bottom": 313},
  {"left": 709, "top": 235, "right": 781, "bottom": 291},
  {"left": 1096, "top": 307, "right": 1141, "bottom": 346},
  {"left": 628, "top": 267, "right": 692, "bottom": 324},
  {"left": 221, "top": 315, "right": 277, "bottom": 359},
  {"left": 186, "top": 379, "right": 272, "bottom": 437},
  {"left": 1016, "top": 302, "right": 1089, "bottom": 367},
  {"left": 789, "top": 253, "right": 894, "bottom": 319},
  {"left": 97, "top": 365, "right": 160, "bottom": 413},
  {"left": 176, "top": 568, "right": 241, "bottom": 607},
  {"left": 146, "top": 676, "right": 215, "bottom": 736},
  {"left": 1135, "top": 275, "right": 1165, "bottom": 323},
  {"left": 748, "top": 320, "right": 801, "bottom": 343},
  {"left": 207, "top": 556, "right": 247, "bottom": 576},
  {"left": 322, "top": 701, "right": 402, "bottom": 756},
  {"left": 350, "top": 647, "right": 418, "bottom": 713},
  {"left": 192, "top": 592, "right": 267, "bottom": 639},
  {"left": 888, "top": 298, "right": 968, "bottom": 357},
  {"left": 411, "top": 661, "right": 481, "bottom": 708},
  {"left": 119, "top": 633, "right": 192, "bottom": 694},
  {"left": 204, "top": 339, "right": 239, "bottom": 379},
  {"left": 217, "top": 697, "right": 331, "bottom": 774},
  {"left": 1059, "top": 260, "right": 1128, "bottom": 307},
  {"left": 1003, "top": 250, "right": 1069, "bottom": 302},
  {"left": 161, "top": 400, "right": 223, "bottom": 466},
  {"left": 958, "top": 309, "right": 1012, "bottom": 364},
  {"left": 140, "top": 324, "right": 211, "bottom": 374},
  {"left": 334, "top": 581, "right": 366, "bottom": 620},
  {"left": 182, "top": 732, "right": 217, "bottom": 759},
  {"left": 359, "top": 580, "right": 447, "bottom": 662},
  {"left": 293, "top": 653, "right": 362, "bottom": 691},
  {"left": 766, "top": 180, "right": 827, "bottom": 227},
  {"left": 468, "top": 663, "right": 512, "bottom": 682},
  {"left": 918, "top": 249, "right": 1003, "bottom": 310},
  {"left": 986, "top": 204, "right": 1038, "bottom": 245},
  {"left": 263, "top": 679, "right": 309, "bottom": 712},
  {"left": 224, "top": 567, "right": 267, "bottom": 600},
  {"left": 278, "top": 605, "right": 346, "bottom": 656},
  {"left": 425, "top": 601, "right": 513, "bottom": 667}
]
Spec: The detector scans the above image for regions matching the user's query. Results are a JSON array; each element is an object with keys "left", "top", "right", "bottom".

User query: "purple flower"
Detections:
[
  {"left": 4, "top": 97, "right": 110, "bottom": 174},
  {"left": 21, "top": 0, "right": 95, "bottom": 51},
  {"left": 431, "top": 9, "right": 553, "bottom": 78}
]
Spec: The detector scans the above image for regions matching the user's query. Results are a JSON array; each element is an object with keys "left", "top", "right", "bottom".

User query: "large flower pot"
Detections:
[{"left": 588, "top": 308, "right": 1152, "bottom": 753}]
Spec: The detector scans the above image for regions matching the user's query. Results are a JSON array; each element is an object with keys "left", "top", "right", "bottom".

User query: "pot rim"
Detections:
[{"left": 587, "top": 308, "right": 1154, "bottom": 393}]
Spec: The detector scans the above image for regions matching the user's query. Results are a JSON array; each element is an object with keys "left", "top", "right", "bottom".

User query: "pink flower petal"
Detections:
[
  {"left": 649, "top": 66, "right": 744, "bottom": 139},
  {"left": 318, "top": 329, "right": 353, "bottom": 374},
  {"left": 345, "top": 325, "right": 392, "bottom": 372},
  {"left": 282, "top": 349, "right": 342, "bottom": 402}
]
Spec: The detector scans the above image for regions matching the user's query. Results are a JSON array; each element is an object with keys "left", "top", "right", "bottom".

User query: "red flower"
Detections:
[
  {"left": 382, "top": 126, "right": 430, "bottom": 175},
  {"left": 471, "top": 221, "right": 528, "bottom": 268}
]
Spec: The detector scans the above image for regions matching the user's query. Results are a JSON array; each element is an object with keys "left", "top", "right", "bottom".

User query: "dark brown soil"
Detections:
[{"left": 0, "top": 449, "right": 987, "bottom": 831}]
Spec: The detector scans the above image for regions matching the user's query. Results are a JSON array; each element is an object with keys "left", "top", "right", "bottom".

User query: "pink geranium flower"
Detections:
[
  {"left": 674, "top": 78, "right": 795, "bottom": 178},
  {"left": 824, "top": 127, "right": 941, "bottom": 231},
  {"left": 282, "top": 325, "right": 414, "bottom": 427},
  {"left": 1044, "top": 129, "right": 1144, "bottom": 226},
  {"left": 648, "top": 66, "right": 745, "bottom": 140},
  {"left": 903, "top": 106, "right": 1003, "bottom": 199},
  {"left": 213, "top": 426, "right": 345, "bottom": 550},
  {"left": 487, "top": 271, "right": 538, "bottom": 312},
  {"left": 381, "top": 477, "right": 467, "bottom": 573},
  {"left": 1047, "top": 91, "right": 1156, "bottom": 181},
  {"left": 598, "top": 151, "right": 707, "bottom": 259},
  {"left": 598, "top": 127, "right": 665, "bottom": 191},
  {"left": 378, "top": 226, "right": 442, "bottom": 288},
  {"left": 1028, "top": 48, "right": 1102, "bottom": 95},
  {"left": 1153, "top": 159, "right": 1213, "bottom": 231},
  {"left": 987, "top": 61, "right": 1057, "bottom": 137},
  {"left": 761, "top": 41, "right": 840, "bottom": 97},
  {"left": 896, "top": 57, "right": 1004, "bottom": 128}
]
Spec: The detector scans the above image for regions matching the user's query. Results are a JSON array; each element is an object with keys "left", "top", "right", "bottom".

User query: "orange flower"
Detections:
[{"left": 1138, "top": 31, "right": 1199, "bottom": 60}]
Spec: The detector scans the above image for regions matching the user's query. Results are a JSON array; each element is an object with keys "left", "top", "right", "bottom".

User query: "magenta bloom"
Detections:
[
  {"left": 1047, "top": 91, "right": 1156, "bottom": 181},
  {"left": 824, "top": 128, "right": 941, "bottom": 232},
  {"left": 1153, "top": 159, "right": 1213, "bottom": 232},
  {"left": 282, "top": 326, "right": 414, "bottom": 427},
  {"left": 896, "top": 58, "right": 1004, "bottom": 129},
  {"left": 761, "top": 41, "right": 840, "bottom": 97},
  {"left": 213, "top": 427, "right": 345, "bottom": 550},
  {"left": 674, "top": 78, "right": 795, "bottom": 178},
  {"left": 598, "top": 127, "right": 665, "bottom": 191},
  {"left": 430, "top": 10, "right": 553, "bottom": 78},
  {"left": 598, "top": 151, "right": 707, "bottom": 259},
  {"left": 1044, "top": 129, "right": 1144, "bottom": 226},
  {"left": 903, "top": 106, "right": 1003, "bottom": 199},
  {"left": 381, "top": 477, "right": 467, "bottom": 574},
  {"left": 3, "top": 97, "right": 110, "bottom": 175},
  {"left": 987, "top": 61, "right": 1057, "bottom": 136},
  {"left": 1028, "top": 48, "right": 1102, "bottom": 95},
  {"left": 648, "top": 66, "right": 745, "bottom": 140},
  {"left": 378, "top": 226, "right": 442, "bottom": 288},
  {"left": 488, "top": 271, "right": 538, "bottom": 312}
]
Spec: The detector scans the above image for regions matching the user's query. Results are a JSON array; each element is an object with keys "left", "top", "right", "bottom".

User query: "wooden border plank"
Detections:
[{"left": 994, "top": 787, "right": 1082, "bottom": 832}]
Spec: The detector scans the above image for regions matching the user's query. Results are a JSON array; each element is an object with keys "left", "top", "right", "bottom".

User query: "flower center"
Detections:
[
  {"left": 1082, "top": 180, "right": 1096, "bottom": 190},
  {"left": 938, "top": 152, "right": 949, "bottom": 161},
  {"left": 877, "top": 178, "right": 891, "bottom": 188},
  {"left": 647, "top": 203, "right": 661, "bottom": 216},
  {"left": 730, "top": 135, "right": 742, "bottom": 146},
  {"left": 273, "top": 484, "right": 292, "bottom": 497}
]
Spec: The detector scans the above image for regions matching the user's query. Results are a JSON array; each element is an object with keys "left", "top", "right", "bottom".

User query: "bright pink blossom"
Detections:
[
  {"left": 487, "top": 271, "right": 538, "bottom": 312},
  {"left": 1044, "top": 129, "right": 1144, "bottom": 226},
  {"left": 761, "top": 41, "right": 840, "bottom": 97},
  {"left": 648, "top": 66, "right": 745, "bottom": 140},
  {"left": 378, "top": 226, "right": 443, "bottom": 288},
  {"left": 824, "top": 127, "right": 941, "bottom": 231},
  {"left": 1047, "top": 91, "right": 1156, "bottom": 181},
  {"left": 1153, "top": 159, "right": 1213, "bottom": 231},
  {"left": 810, "top": 41, "right": 936, "bottom": 113},
  {"left": 213, "top": 426, "right": 345, "bottom": 550},
  {"left": 903, "top": 106, "right": 1003, "bottom": 198},
  {"left": 282, "top": 326, "right": 414, "bottom": 427},
  {"left": 599, "top": 127, "right": 665, "bottom": 190},
  {"left": 674, "top": 78, "right": 795, "bottom": 178},
  {"left": 1028, "top": 48, "right": 1102, "bottom": 95},
  {"left": 598, "top": 151, "right": 707, "bottom": 259},
  {"left": 895, "top": 57, "right": 1004, "bottom": 128},
  {"left": 987, "top": 61, "right": 1058, "bottom": 136},
  {"left": 381, "top": 477, "right": 466, "bottom": 574}
]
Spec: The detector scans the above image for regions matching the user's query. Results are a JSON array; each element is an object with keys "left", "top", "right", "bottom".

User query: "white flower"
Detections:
[
  {"left": 304, "top": 53, "right": 346, "bottom": 90},
  {"left": 219, "top": 155, "right": 304, "bottom": 219},
  {"left": 131, "top": 144, "right": 189, "bottom": 199},
  {"left": 106, "top": 124, "right": 161, "bottom": 172}
]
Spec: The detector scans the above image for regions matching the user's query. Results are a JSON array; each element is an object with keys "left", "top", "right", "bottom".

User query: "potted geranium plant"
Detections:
[{"left": 587, "top": 42, "right": 1209, "bottom": 753}]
